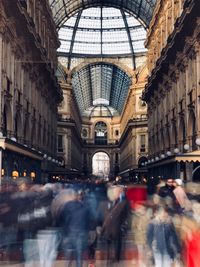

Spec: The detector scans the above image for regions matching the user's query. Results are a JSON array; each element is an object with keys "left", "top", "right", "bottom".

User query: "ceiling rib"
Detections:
[
  {"left": 67, "top": 10, "right": 82, "bottom": 70},
  {"left": 121, "top": 10, "right": 136, "bottom": 69}
]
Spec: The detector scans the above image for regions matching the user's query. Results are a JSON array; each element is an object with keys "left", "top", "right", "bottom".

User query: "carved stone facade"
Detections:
[
  {"left": 143, "top": 0, "right": 200, "bottom": 180},
  {"left": 119, "top": 66, "right": 148, "bottom": 177},
  {"left": 0, "top": 1, "right": 62, "bottom": 180}
]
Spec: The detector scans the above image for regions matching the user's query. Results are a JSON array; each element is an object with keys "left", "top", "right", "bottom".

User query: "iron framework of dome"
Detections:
[
  {"left": 88, "top": 105, "right": 117, "bottom": 118},
  {"left": 72, "top": 63, "right": 131, "bottom": 116},
  {"left": 57, "top": 7, "right": 147, "bottom": 68},
  {"left": 49, "top": 0, "right": 156, "bottom": 29}
]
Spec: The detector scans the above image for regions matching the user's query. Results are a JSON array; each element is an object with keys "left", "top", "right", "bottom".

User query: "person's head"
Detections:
[
  {"left": 166, "top": 178, "right": 173, "bottom": 186},
  {"left": 107, "top": 185, "right": 124, "bottom": 202},
  {"left": 173, "top": 179, "right": 183, "bottom": 187},
  {"left": 61, "top": 188, "right": 77, "bottom": 202}
]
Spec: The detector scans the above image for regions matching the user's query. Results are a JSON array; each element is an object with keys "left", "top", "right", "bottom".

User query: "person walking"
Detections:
[
  {"left": 173, "top": 179, "right": 191, "bottom": 213},
  {"left": 59, "top": 189, "right": 90, "bottom": 267},
  {"left": 147, "top": 207, "right": 181, "bottom": 267},
  {"left": 101, "top": 185, "right": 130, "bottom": 264}
]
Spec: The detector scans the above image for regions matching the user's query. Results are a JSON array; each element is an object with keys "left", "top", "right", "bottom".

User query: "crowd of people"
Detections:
[{"left": 0, "top": 177, "right": 200, "bottom": 267}]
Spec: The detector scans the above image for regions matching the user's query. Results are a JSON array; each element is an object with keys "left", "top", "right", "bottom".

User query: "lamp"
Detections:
[
  {"left": 12, "top": 170, "right": 19, "bottom": 178},
  {"left": 166, "top": 151, "right": 172, "bottom": 156},
  {"left": 155, "top": 156, "right": 159, "bottom": 161},
  {"left": 174, "top": 148, "right": 179, "bottom": 154},
  {"left": 48, "top": 156, "right": 52, "bottom": 161},
  {"left": 184, "top": 144, "right": 189, "bottom": 151},
  {"left": 43, "top": 154, "right": 47, "bottom": 159},
  {"left": 11, "top": 137, "right": 17, "bottom": 142},
  {"left": 30, "top": 171, "right": 36, "bottom": 179},
  {"left": 161, "top": 154, "right": 165, "bottom": 159},
  {"left": 195, "top": 138, "right": 200, "bottom": 146}
]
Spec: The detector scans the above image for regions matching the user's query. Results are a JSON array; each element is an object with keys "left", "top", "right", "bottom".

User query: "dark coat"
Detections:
[
  {"left": 147, "top": 219, "right": 181, "bottom": 259},
  {"left": 101, "top": 199, "right": 129, "bottom": 240},
  {"left": 59, "top": 200, "right": 90, "bottom": 236}
]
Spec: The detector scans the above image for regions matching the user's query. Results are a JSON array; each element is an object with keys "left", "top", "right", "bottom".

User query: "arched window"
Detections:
[
  {"left": 138, "top": 156, "right": 148, "bottom": 168},
  {"left": 95, "top": 121, "right": 107, "bottom": 145}
]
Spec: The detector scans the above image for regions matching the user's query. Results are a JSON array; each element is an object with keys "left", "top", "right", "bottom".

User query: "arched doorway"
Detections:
[
  {"left": 192, "top": 164, "right": 200, "bottom": 182},
  {"left": 92, "top": 152, "right": 110, "bottom": 178}
]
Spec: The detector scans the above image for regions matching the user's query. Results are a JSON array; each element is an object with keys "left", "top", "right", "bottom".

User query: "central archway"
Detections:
[{"left": 92, "top": 152, "right": 110, "bottom": 178}]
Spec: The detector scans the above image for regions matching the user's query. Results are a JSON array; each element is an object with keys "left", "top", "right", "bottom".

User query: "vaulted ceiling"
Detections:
[
  {"left": 50, "top": 0, "right": 155, "bottom": 117},
  {"left": 71, "top": 63, "right": 131, "bottom": 116},
  {"left": 49, "top": 0, "right": 157, "bottom": 29}
]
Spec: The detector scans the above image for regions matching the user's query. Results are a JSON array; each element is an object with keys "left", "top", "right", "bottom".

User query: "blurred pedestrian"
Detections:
[
  {"left": 147, "top": 207, "right": 181, "bottom": 267},
  {"left": 59, "top": 189, "right": 90, "bottom": 267}
]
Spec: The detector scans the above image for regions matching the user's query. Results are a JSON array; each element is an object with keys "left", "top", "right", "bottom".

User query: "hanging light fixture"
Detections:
[
  {"left": 184, "top": 144, "right": 189, "bottom": 151},
  {"left": 195, "top": 138, "right": 200, "bottom": 146},
  {"left": 30, "top": 171, "right": 36, "bottom": 179},
  {"left": 12, "top": 170, "right": 19, "bottom": 178},
  {"left": 174, "top": 148, "right": 179, "bottom": 154},
  {"left": 166, "top": 151, "right": 172, "bottom": 156}
]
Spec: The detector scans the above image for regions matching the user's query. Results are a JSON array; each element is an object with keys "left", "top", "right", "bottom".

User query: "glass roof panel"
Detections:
[
  {"left": 75, "top": 30, "right": 101, "bottom": 42},
  {"left": 102, "top": 7, "right": 122, "bottom": 17},
  {"left": 58, "top": 40, "right": 71, "bottom": 52},
  {"left": 63, "top": 16, "right": 77, "bottom": 27},
  {"left": 57, "top": 7, "right": 147, "bottom": 57},
  {"left": 72, "top": 63, "right": 131, "bottom": 116},
  {"left": 102, "top": 42, "right": 131, "bottom": 55},
  {"left": 102, "top": 30, "right": 129, "bottom": 43},
  {"left": 82, "top": 7, "right": 101, "bottom": 17},
  {"left": 132, "top": 40, "right": 147, "bottom": 53},
  {"left": 126, "top": 16, "right": 141, "bottom": 27},
  {"left": 49, "top": 0, "right": 157, "bottom": 28},
  {"left": 58, "top": 27, "right": 74, "bottom": 40},
  {"left": 73, "top": 42, "right": 101, "bottom": 54},
  {"left": 78, "top": 18, "right": 101, "bottom": 28}
]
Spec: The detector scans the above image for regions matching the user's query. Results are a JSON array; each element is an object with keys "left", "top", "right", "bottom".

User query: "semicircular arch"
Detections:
[{"left": 70, "top": 60, "right": 134, "bottom": 79}]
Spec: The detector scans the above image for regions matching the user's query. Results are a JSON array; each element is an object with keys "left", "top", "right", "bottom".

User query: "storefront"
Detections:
[
  {"left": 0, "top": 137, "right": 43, "bottom": 184},
  {"left": 147, "top": 151, "right": 200, "bottom": 181}
]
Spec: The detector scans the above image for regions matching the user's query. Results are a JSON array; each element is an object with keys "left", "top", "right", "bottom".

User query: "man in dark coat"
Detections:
[
  {"left": 59, "top": 189, "right": 90, "bottom": 267},
  {"left": 101, "top": 185, "right": 130, "bottom": 263}
]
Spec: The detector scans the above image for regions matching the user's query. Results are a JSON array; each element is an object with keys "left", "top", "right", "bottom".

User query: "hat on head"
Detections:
[{"left": 175, "top": 179, "right": 183, "bottom": 186}]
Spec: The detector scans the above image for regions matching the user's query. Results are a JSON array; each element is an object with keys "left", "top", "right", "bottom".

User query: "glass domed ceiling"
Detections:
[
  {"left": 72, "top": 63, "right": 131, "bottom": 117},
  {"left": 58, "top": 7, "right": 147, "bottom": 56}
]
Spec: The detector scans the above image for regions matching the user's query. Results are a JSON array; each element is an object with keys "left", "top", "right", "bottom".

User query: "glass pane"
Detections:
[{"left": 57, "top": 7, "right": 147, "bottom": 56}]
